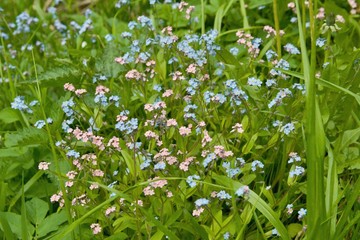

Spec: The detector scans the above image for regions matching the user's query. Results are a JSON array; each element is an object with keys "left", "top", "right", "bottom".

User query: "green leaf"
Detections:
[
  {"left": 104, "top": 232, "right": 128, "bottom": 240},
  {"left": 213, "top": 174, "right": 290, "bottom": 240},
  {"left": 140, "top": 208, "right": 180, "bottom": 240},
  {"left": 21, "top": 67, "right": 81, "bottom": 87},
  {"left": 242, "top": 133, "right": 258, "bottom": 154},
  {"left": 37, "top": 211, "right": 68, "bottom": 238},
  {"left": 248, "top": 0, "right": 272, "bottom": 9},
  {"left": 215, "top": 49, "right": 240, "bottom": 67},
  {"left": 0, "top": 147, "right": 28, "bottom": 157},
  {"left": 0, "top": 212, "right": 34, "bottom": 239},
  {"left": 287, "top": 223, "right": 303, "bottom": 238},
  {"left": 337, "top": 127, "right": 360, "bottom": 152},
  {"left": 25, "top": 198, "right": 49, "bottom": 226},
  {"left": 4, "top": 127, "right": 48, "bottom": 147},
  {"left": 0, "top": 213, "right": 16, "bottom": 240},
  {"left": 0, "top": 108, "right": 21, "bottom": 124}
]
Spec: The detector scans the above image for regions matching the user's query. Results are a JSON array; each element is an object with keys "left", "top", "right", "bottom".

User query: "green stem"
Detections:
[
  {"left": 239, "top": 0, "right": 249, "bottom": 29},
  {"left": 31, "top": 51, "right": 75, "bottom": 239},
  {"left": 273, "top": 0, "right": 282, "bottom": 58},
  {"left": 201, "top": 0, "right": 206, "bottom": 35},
  {"left": 295, "top": 0, "right": 327, "bottom": 238}
]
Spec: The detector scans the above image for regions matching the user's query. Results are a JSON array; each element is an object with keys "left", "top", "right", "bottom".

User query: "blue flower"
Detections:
[
  {"left": 251, "top": 160, "right": 264, "bottom": 171},
  {"left": 61, "top": 98, "right": 75, "bottom": 117},
  {"left": 289, "top": 166, "right": 305, "bottom": 177},
  {"left": 316, "top": 38, "right": 326, "bottom": 47},
  {"left": 105, "top": 34, "right": 113, "bottom": 42},
  {"left": 266, "top": 79, "right": 276, "bottom": 87},
  {"left": 140, "top": 156, "right": 152, "bottom": 170},
  {"left": 203, "top": 153, "right": 216, "bottom": 167},
  {"left": 247, "top": 77, "right": 262, "bottom": 87},
  {"left": 186, "top": 175, "right": 200, "bottom": 188},
  {"left": 11, "top": 96, "right": 33, "bottom": 113},
  {"left": 298, "top": 208, "right": 307, "bottom": 219},
  {"left": 34, "top": 120, "right": 46, "bottom": 129},
  {"left": 115, "top": 0, "right": 130, "bottom": 8},
  {"left": 284, "top": 43, "right": 300, "bottom": 54},
  {"left": 194, "top": 198, "right": 209, "bottom": 207},
  {"left": 66, "top": 149, "right": 80, "bottom": 158},
  {"left": 229, "top": 47, "right": 239, "bottom": 56},
  {"left": 154, "top": 161, "right": 166, "bottom": 170},
  {"left": 235, "top": 186, "right": 250, "bottom": 197},
  {"left": 217, "top": 190, "right": 232, "bottom": 200},
  {"left": 280, "top": 122, "right": 295, "bottom": 135}
]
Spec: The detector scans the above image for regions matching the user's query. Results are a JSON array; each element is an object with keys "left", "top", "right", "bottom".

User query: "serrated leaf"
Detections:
[
  {"left": 21, "top": 66, "right": 81, "bottom": 87},
  {"left": 4, "top": 127, "right": 48, "bottom": 147}
]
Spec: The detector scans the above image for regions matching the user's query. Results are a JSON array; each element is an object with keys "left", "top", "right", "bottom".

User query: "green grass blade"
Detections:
[
  {"left": 325, "top": 139, "right": 338, "bottom": 239},
  {"left": 295, "top": 0, "right": 327, "bottom": 238}
]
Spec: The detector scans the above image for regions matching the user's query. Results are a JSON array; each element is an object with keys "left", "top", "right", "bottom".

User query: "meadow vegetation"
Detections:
[{"left": 0, "top": 0, "right": 360, "bottom": 239}]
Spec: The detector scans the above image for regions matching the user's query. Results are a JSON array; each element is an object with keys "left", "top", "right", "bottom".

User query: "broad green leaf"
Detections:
[
  {"left": 0, "top": 212, "right": 34, "bottom": 240},
  {"left": 25, "top": 197, "right": 49, "bottom": 226},
  {"left": 287, "top": 223, "right": 303, "bottom": 238},
  {"left": 0, "top": 108, "right": 21, "bottom": 124},
  {"left": 337, "top": 127, "right": 360, "bottom": 152},
  {"left": 37, "top": 211, "right": 68, "bottom": 238},
  {"left": 0, "top": 147, "right": 28, "bottom": 157}
]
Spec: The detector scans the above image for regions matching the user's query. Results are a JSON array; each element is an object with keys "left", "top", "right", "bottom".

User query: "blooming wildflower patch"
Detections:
[{"left": 1, "top": 0, "right": 358, "bottom": 239}]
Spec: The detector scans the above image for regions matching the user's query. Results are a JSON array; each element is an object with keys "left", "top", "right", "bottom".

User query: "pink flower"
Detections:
[
  {"left": 192, "top": 207, "right": 204, "bottom": 217},
  {"left": 166, "top": 119, "right": 177, "bottom": 127},
  {"left": 144, "top": 104, "right": 154, "bottom": 112},
  {"left": 95, "top": 85, "right": 109, "bottom": 95},
  {"left": 143, "top": 186, "right": 155, "bottom": 196},
  {"left": 66, "top": 170, "right": 78, "bottom": 180},
  {"left": 166, "top": 191, "right": 173, "bottom": 198},
  {"left": 65, "top": 181, "right": 74, "bottom": 187},
  {"left": 336, "top": 15, "right": 345, "bottom": 23},
  {"left": 166, "top": 156, "right": 177, "bottom": 165},
  {"left": 90, "top": 223, "right": 102, "bottom": 235},
  {"left": 171, "top": 71, "right": 185, "bottom": 81},
  {"left": 108, "top": 136, "right": 121, "bottom": 150},
  {"left": 186, "top": 64, "right": 197, "bottom": 74},
  {"left": 178, "top": 1, "right": 188, "bottom": 11},
  {"left": 75, "top": 89, "right": 87, "bottom": 96},
  {"left": 201, "top": 130, "right": 212, "bottom": 147},
  {"left": 179, "top": 125, "right": 192, "bottom": 136},
  {"left": 115, "top": 57, "right": 125, "bottom": 64},
  {"left": 125, "top": 69, "right": 145, "bottom": 81},
  {"left": 105, "top": 206, "right": 116, "bottom": 216},
  {"left": 231, "top": 123, "right": 244, "bottom": 133},
  {"left": 92, "top": 169, "right": 104, "bottom": 177},
  {"left": 38, "top": 162, "right": 50, "bottom": 170},
  {"left": 50, "top": 193, "right": 61, "bottom": 202},
  {"left": 150, "top": 177, "right": 168, "bottom": 188},
  {"left": 144, "top": 130, "right": 159, "bottom": 140},
  {"left": 64, "top": 83, "right": 75, "bottom": 92},
  {"left": 89, "top": 183, "right": 99, "bottom": 190},
  {"left": 185, "top": 6, "right": 195, "bottom": 19}
]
